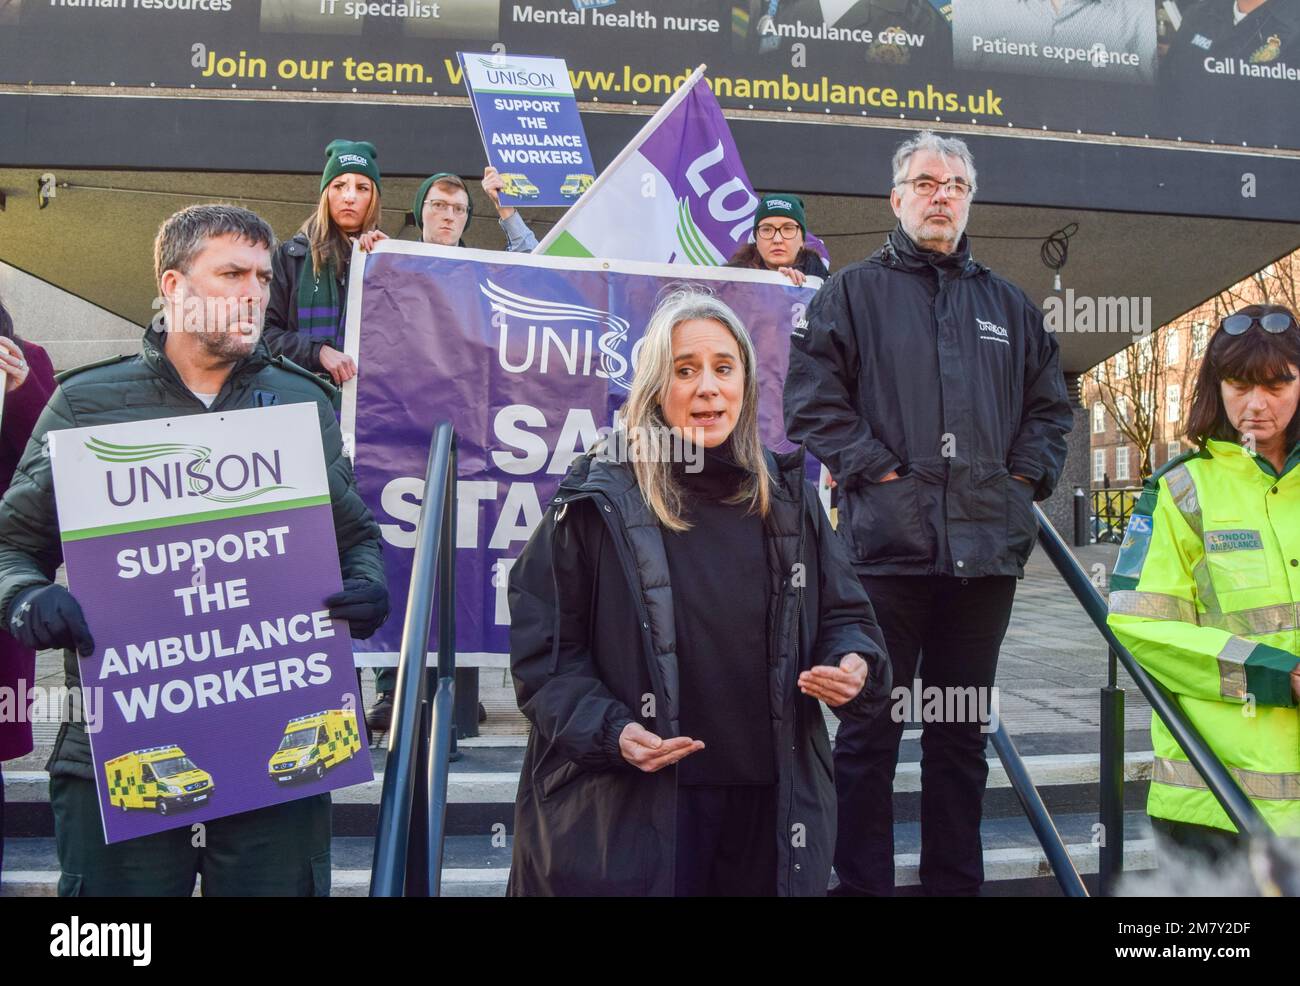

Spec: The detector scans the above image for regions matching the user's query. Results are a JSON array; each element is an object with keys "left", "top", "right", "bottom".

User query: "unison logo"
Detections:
[
  {"left": 482, "top": 280, "right": 637, "bottom": 390},
  {"left": 477, "top": 57, "right": 556, "bottom": 89},
  {"left": 87, "top": 438, "right": 292, "bottom": 508}
]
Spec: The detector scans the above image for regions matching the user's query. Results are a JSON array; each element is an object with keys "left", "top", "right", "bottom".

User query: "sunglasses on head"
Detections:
[{"left": 1221, "top": 312, "right": 1298, "bottom": 335}]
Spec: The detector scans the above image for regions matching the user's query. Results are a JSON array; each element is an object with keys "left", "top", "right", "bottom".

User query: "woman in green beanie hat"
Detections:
[
  {"left": 264, "top": 138, "right": 385, "bottom": 385},
  {"left": 726, "top": 193, "right": 828, "bottom": 286}
]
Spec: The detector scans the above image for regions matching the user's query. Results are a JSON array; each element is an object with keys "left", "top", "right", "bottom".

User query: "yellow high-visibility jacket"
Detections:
[{"left": 1108, "top": 439, "right": 1300, "bottom": 834}]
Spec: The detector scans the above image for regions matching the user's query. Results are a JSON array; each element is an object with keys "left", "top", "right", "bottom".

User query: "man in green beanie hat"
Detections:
[{"left": 406, "top": 168, "right": 538, "bottom": 251}]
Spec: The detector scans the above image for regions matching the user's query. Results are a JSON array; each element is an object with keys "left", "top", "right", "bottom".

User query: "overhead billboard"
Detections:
[{"left": 0, "top": 1, "right": 1297, "bottom": 149}]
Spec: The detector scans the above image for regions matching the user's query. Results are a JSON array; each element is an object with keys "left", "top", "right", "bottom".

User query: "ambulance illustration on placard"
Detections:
[
  {"left": 500, "top": 173, "right": 540, "bottom": 199},
  {"left": 560, "top": 173, "right": 595, "bottom": 198},
  {"left": 105, "top": 745, "right": 215, "bottom": 815},
  {"left": 267, "top": 709, "right": 362, "bottom": 783}
]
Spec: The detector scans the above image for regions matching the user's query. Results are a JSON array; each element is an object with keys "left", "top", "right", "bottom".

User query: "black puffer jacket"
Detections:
[
  {"left": 506, "top": 446, "right": 891, "bottom": 897},
  {"left": 0, "top": 325, "right": 386, "bottom": 779},
  {"left": 263, "top": 233, "right": 344, "bottom": 373},
  {"left": 783, "top": 226, "right": 1072, "bottom": 578}
]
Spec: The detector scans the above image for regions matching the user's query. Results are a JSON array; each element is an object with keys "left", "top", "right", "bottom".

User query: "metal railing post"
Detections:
[
  {"left": 404, "top": 678, "right": 433, "bottom": 897},
  {"left": 1098, "top": 647, "right": 1125, "bottom": 896},
  {"left": 989, "top": 719, "right": 1089, "bottom": 897},
  {"left": 370, "top": 422, "right": 456, "bottom": 897},
  {"left": 427, "top": 436, "right": 458, "bottom": 895}
]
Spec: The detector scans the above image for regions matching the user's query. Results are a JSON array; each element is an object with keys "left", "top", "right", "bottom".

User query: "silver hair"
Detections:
[{"left": 891, "top": 130, "right": 978, "bottom": 193}]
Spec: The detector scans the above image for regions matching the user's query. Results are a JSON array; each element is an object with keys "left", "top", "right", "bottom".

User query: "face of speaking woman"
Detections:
[
  {"left": 618, "top": 290, "right": 770, "bottom": 534},
  {"left": 657, "top": 317, "right": 746, "bottom": 448}
]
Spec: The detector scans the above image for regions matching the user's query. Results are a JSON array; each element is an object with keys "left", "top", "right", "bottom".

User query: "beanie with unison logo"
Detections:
[
  {"left": 320, "top": 139, "right": 382, "bottom": 193},
  {"left": 753, "top": 193, "right": 806, "bottom": 235}
]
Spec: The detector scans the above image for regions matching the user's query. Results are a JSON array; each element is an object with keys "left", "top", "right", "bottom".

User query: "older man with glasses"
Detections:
[{"left": 783, "top": 130, "right": 1073, "bottom": 896}]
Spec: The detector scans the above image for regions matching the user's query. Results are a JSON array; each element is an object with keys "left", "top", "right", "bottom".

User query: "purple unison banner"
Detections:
[
  {"left": 49, "top": 404, "right": 372, "bottom": 844},
  {"left": 342, "top": 242, "right": 819, "bottom": 661}
]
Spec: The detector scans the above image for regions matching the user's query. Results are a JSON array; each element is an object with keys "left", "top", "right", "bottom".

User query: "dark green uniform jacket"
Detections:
[{"left": 0, "top": 325, "right": 385, "bottom": 779}]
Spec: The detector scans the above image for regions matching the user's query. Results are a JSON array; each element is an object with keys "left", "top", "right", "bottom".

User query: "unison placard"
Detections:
[{"left": 49, "top": 403, "right": 372, "bottom": 843}]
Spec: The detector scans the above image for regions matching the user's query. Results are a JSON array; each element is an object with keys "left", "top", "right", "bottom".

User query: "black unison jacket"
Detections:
[
  {"left": 783, "top": 227, "right": 1073, "bottom": 578},
  {"left": 506, "top": 447, "right": 891, "bottom": 896}
]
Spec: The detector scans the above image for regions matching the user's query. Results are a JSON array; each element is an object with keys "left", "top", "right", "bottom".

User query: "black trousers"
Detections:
[
  {"left": 50, "top": 775, "right": 331, "bottom": 896},
  {"left": 833, "top": 575, "right": 1016, "bottom": 896},
  {"left": 675, "top": 785, "right": 777, "bottom": 896}
]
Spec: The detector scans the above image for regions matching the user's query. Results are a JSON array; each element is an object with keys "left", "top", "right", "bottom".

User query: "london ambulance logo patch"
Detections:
[
  {"left": 1250, "top": 34, "right": 1283, "bottom": 64},
  {"left": 1204, "top": 529, "right": 1265, "bottom": 552}
]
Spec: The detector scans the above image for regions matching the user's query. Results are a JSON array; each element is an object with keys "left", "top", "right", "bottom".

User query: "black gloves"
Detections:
[
  {"left": 7, "top": 584, "right": 95, "bottom": 657},
  {"left": 325, "top": 578, "right": 390, "bottom": 640},
  {"left": 8, "top": 580, "right": 387, "bottom": 651}
]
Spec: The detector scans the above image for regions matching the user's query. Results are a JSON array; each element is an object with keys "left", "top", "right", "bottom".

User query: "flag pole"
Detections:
[{"left": 533, "top": 63, "right": 707, "bottom": 254}]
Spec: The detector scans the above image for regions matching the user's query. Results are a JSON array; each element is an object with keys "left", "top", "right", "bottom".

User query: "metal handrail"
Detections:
[
  {"left": 1033, "top": 504, "right": 1269, "bottom": 882},
  {"left": 426, "top": 423, "right": 459, "bottom": 895},
  {"left": 370, "top": 422, "right": 458, "bottom": 897},
  {"left": 988, "top": 717, "right": 1089, "bottom": 896}
]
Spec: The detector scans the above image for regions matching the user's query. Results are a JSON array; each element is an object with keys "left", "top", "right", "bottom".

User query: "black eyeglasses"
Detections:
[{"left": 1221, "top": 312, "right": 1298, "bottom": 335}]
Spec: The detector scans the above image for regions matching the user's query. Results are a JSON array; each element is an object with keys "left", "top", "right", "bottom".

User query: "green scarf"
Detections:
[{"left": 295, "top": 255, "right": 343, "bottom": 348}]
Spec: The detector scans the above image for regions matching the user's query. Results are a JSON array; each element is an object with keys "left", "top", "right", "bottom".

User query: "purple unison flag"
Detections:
[
  {"left": 342, "top": 242, "right": 821, "bottom": 662},
  {"left": 538, "top": 67, "right": 831, "bottom": 270},
  {"left": 638, "top": 76, "right": 762, "bottom": 265}
]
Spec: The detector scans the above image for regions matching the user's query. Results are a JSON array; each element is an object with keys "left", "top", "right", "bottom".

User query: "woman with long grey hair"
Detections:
[{"left": 506, "top": 286, "right": 891, "bottom": 896}]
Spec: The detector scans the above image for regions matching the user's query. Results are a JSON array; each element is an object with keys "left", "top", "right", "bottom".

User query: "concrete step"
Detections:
[
  {"left": 0, "top": 811, "right": 1158, "bottom": 897},
  {"left": 3, "top": 734, "right": 1156, "bottom": 840},
  {"left": 3, "top": 747, "right": 1154, "bottom": 811}
]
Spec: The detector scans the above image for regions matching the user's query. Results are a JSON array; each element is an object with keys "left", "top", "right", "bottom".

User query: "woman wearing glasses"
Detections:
[
  {"left": 264, "top": 138, "right": 386, "bottom": 387},
  {"left": 727, "top": 193, "right": 828, "bottom": 287},
  {"left": 1108, "top": 304, "right": 1300, "bottom": 859}
]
